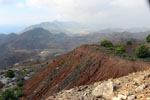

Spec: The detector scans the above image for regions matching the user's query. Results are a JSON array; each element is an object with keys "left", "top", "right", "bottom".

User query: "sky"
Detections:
[{"left": 0, "top": 0, "right": 150, "bottom": 33}]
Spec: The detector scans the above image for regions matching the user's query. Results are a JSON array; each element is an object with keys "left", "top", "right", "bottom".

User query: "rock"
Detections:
[
  {"left": 24, "top": 76, "right": 29, "bottom": 80},
  {"left": 113, "top": 97, "right": 120, "bottom": 100},
  {"left": 118, "top": 94, "right": 127, "bottom": 99},
  {"left": 112, "top": 94, "right": 127, "bottom": 100},
  {"left": 1, "top": 78, "right": 9, "bottom": 84},
  {"left": 146, "top": 98, "right": 150, "bottom": 100},
  {"left": 66, "top": 89, "right": 73, "bottom": 93},
  {"left": 119, "top": 90, "right": 130, "bottom": 96},
  {"left": 83, "top": 93, "right": 87, "bottom": 96},
  {"left": 92, "top": 81, "right": 114, "bottom": 99},
  {"left": 128, "top": 95, "right": 136, "bottom": 100},
  {"left": 115, "top": 80, "right": 122, "bottom": 85},
  {"left": 136, "top": 84, "right": 146, "bottom": 91},
  {"left": 133, "top": 76, "right": 144, "bottom": 84}
]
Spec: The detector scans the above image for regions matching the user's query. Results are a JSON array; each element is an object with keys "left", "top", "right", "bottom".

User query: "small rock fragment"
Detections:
[
  {"left": 136, "top": 84, "right": 146, "bottom": 91},
  {"left": 118, "top": 94, "right": 127, "bottom": 99},
  {"left": 128, "top": 95, "right": 136, "bottom": 100},
  {"left": 112, "top": 97, "right": 120, "bottom": 100},
  {"left": 112, "top": 94, "right": 127, "bottom": 100}
]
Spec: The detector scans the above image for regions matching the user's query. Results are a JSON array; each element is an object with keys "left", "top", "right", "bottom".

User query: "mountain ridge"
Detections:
[{"left": 22, "top": 45, "right": 150, "bottom": 100}]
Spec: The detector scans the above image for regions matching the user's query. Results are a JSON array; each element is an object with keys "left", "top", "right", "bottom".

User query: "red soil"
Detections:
[
  {"left": 0, "top": 82, "right": 4, "bottom": 88},
  {"left": 22, "top": 45, "right": 150, "bottom": 100}
]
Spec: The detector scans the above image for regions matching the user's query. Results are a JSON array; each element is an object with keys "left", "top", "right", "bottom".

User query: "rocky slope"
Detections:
[
  {"left": 22, "top": 45, "right": 150, "bottom": 100},
  {"left": 46, "top": 69, "right": 150, "bottom": 100}
]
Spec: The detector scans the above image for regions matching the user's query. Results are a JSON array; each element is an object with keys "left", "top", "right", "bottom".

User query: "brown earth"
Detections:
[
  {"left": 22, "top": 45, "right": 150, "bottom": 100},
  {"left": 0, "top": 82, "right": 4, "bottom": 88}
]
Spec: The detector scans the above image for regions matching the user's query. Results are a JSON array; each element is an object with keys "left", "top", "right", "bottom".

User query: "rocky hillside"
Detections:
[
  {"left": 0, "top": 26, "right": 150, "bottom": 68},
  {"left": 46, "top": 69, "right": 150, "bottom": 100},
  {"left": 22, "top": 45, "right": 150, "bottom": 100}
]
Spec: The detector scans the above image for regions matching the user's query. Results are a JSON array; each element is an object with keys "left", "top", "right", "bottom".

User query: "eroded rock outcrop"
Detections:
[{"left": 46, "top": 69, "right": 150, "bottom": 100}]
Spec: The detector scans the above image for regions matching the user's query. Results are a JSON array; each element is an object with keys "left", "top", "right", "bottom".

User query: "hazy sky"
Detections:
[{"left": 0, "top": 0, "right": 150, "bottom": 33}]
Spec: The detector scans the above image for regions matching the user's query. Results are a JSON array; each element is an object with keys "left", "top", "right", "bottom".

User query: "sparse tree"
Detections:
[
  {"left": 17, "top": 81, "right": 23, "bottom": 87},
  {"left": 146, "top": 35, "right": 150, "bottom": 43},
  {"left": 115, "top": 45, "right": 126, "bottom": 54},
  {"left": 0, "top": 89, "right": 17, "bottom": 100},
  {"left": 5, "top": 70, "right": 15, "bottom": 78},
  {"left": 101, "top": 40, "right": 113, "bottom": 47},
  {"left": 135, "top": 44, "right": 150, "bottom": 58},
  {"left": 126, "top": 40, "right": 132, "bottom": 45}
]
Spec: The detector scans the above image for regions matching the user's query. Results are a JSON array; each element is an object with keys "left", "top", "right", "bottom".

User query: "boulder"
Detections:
[{"left": 92, "top": 81, "right": 114, "bottom": 99}]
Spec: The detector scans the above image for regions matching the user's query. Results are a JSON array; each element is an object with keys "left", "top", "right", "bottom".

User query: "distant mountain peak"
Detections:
[{"left": 20, "top": 21, "right": 90, "bottom": 35}]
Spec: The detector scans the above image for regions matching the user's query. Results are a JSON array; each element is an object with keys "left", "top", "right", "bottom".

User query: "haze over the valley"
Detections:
[{"left": 0, "top": 0, "right": 150, "bottom": 34}]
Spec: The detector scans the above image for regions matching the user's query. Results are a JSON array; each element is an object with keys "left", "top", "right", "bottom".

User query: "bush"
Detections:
[
  {"left": 5, "top": 70, "right": 15, "bottom": 78},
  {"left": 146, "top": 35, "right": 150, "bottom": 43},
  {"left": 24, "top": 70, "right": 30, "bottom": 75},
  {"left": 126, "top": 40, "right": 132, "bottom": 45},
  {"left": 96, "top": 48, "right": 100, "bottom": 50},
  {"left": 101, "top": 40, "right": 113, "bottom": 47},
  {"left": 135, "top": 44, "right": 150, "bottom": 58},
  {"left": 109, "top": 47, "right": 115, "bottom": 50},
  {"left": 17, "top": 81, "right": 23, "bottom": 87},
  {"left": 0, "top": 89, "right": 17, "bottom": 100},
  {"left": 115, "top": 45, "right": 126, "bottom": 54},
  {"left": 16, "top": 87, "right": 23, "bottom": 97}
]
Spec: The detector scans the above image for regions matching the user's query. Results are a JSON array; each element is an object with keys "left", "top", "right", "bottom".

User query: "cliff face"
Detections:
[{"left": 22, "top": 45, "right": 150, "bottom": 100}]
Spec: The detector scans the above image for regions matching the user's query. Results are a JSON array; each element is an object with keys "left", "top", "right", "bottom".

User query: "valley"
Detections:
[{"left": 0, "top": 22, "right": 150, "bottom": 100}]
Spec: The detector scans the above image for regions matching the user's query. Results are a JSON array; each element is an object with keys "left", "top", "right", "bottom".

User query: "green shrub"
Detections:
[
  {"left": 17, "top": 81, "right": 23, "bottom": 87},
  {"left": 135, "top": 44, "right": 150, "bottom": 58},
  {"left": 96, "top": 48, "right": 100, "bottom": 50},
  {"left": 0, "top": 89, "right": 17, "bottom": 100},
  {"left": 16, "top": 87, "right": 23, "bottom": 97},
  {"left": 146, "top": 35, "right": 150, "bottom": 43},
  {"left": 101, "top": 40, "right": 113, "bottom": 47},
  {"left": 109, "top": 47, "right": 115, "bottom": 50},
  {"left": 25, "top": 70, "right": 30, "bottom": 75},
  {"left": 12, "top": 87, "right": 18, "bottom": 91},
  {"left": 12, "top": 86, "right": 23, "bottom": 98},
  {"left": 126, "top": 40, "right": 132, "bottom": 45},
  {"left": 5, "top": 70, "right": 15, "bottom": 78},
  {"left": 115, "top": 45, "right": 126, "bottom": 54},
  {"left": 22, "top": 68, "right": 26, "bottom": 70}
]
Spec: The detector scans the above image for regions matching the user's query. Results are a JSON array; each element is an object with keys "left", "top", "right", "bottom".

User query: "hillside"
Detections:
[
  {"left": 46, "top": 69, "right": 150, "bottom": 100},
  {"left": 6, "top": 28, "right": 70, "bottom": 50},
  {"left": 22, "top": 45, "right": 150, "bottom": 100},
  {"left": 0, "top": 26, "right": 149, "bottom": 69},
  {"left": 0, "top": 28, "right": 71, "bottom": 68}
]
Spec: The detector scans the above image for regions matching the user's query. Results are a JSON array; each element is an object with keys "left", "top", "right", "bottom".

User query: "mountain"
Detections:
[
  {"left": 0, "top": 33, "right": 18, "bottom": 45},
  {"left": 0, "top": 28, "right": 72, "bottom": 68},
  {"left": 22, "top": 45, "right": 150, "bottom": 100},
  {"left": 21, "top": 21, "right": 90, "bottom": 35},
  {"left": 8, "top": 28, "right": 69, "bottom": 50},
  {"left": 0, "top": 25, "right": 150, "bottom": 68}
]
